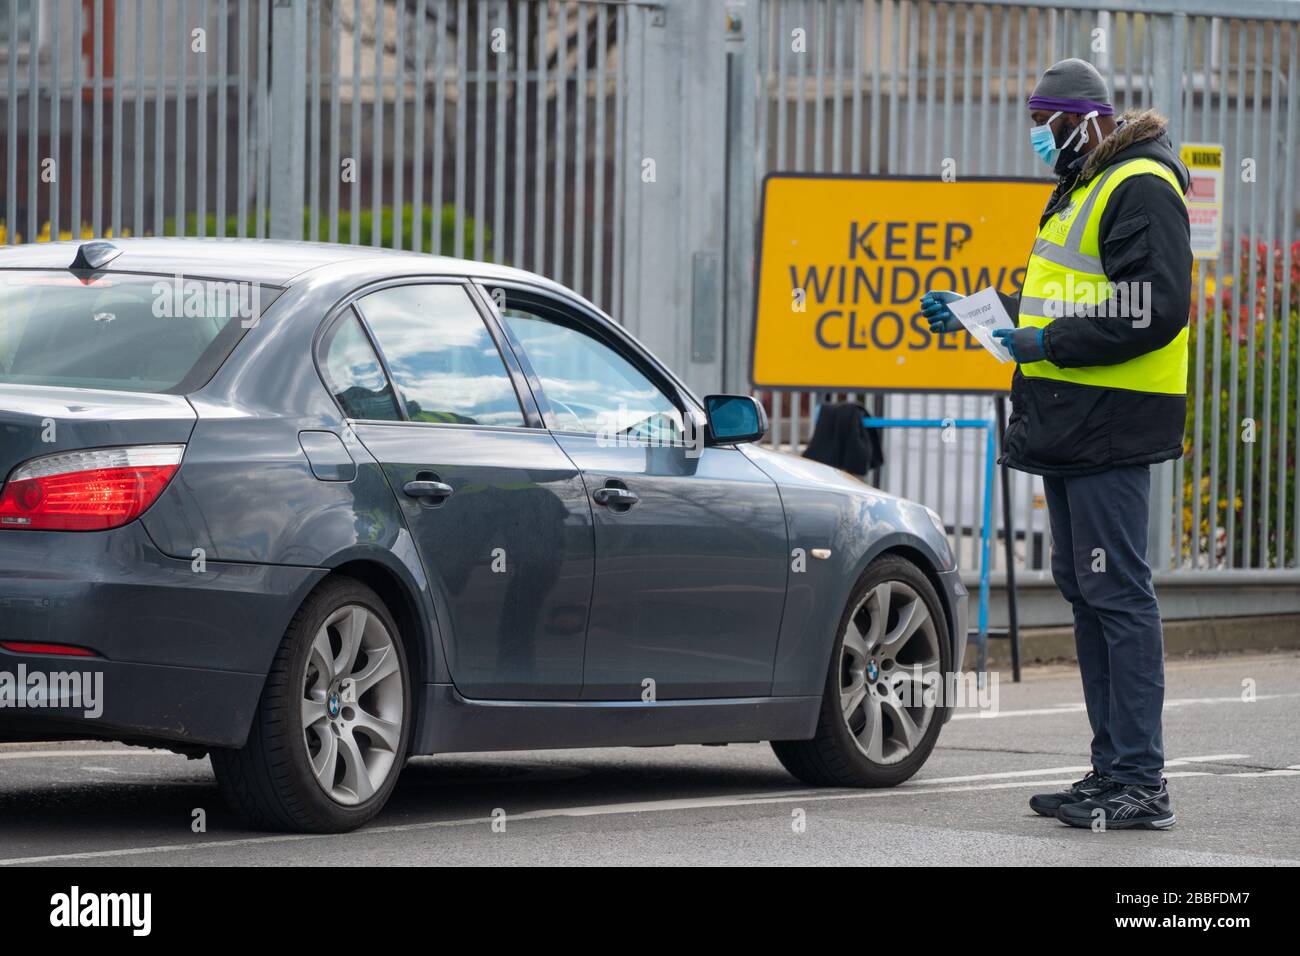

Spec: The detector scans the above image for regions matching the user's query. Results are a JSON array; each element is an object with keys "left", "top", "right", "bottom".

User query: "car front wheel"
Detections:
[
  {"left": 772, "top": 554, "right": 951, "bottom": 788},
  {"left": 211, "top": 577, "right": 411, "bottom": 833}
]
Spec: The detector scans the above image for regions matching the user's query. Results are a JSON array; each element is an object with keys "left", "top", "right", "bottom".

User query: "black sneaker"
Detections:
[
  {"left": 1029, "top": 770, "right": 1114, "bottom": 817},
  {"left": 1057, "top": 779, "right": 1176, "bottom": 830}
]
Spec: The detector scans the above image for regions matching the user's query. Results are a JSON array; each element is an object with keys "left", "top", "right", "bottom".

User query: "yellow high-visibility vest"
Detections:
[{"left": 1017, "top": 157, "right": 1188, "bottom": 396}]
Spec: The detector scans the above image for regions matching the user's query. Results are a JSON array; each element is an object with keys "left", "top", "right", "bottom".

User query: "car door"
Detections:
[
  {"left": 484, "top": 285, "right": 789, "bottom": 701},
  {"left": 320, "top": 280, "right": 593, "bottom": 700}
]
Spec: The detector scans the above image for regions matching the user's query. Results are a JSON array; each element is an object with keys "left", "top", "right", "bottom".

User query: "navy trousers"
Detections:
[{"left": 1042, "top": 465, "right": 1165, "bottom": 787}]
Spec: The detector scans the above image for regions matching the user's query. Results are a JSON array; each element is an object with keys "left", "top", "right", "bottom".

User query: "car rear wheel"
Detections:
[
  {"left": 772, "top": 555, "right": 950, "bottom": 788},
  {"left": 211, "top": 577, "right": 411, "bottom": 833}
]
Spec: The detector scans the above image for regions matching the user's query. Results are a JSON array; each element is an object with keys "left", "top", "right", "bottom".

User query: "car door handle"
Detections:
[
  {"left": 593, "top": 487, "right": 638, "bottom": 508},
  {"left": 403, "top": 479, "right": 454, "bottom": 500}
]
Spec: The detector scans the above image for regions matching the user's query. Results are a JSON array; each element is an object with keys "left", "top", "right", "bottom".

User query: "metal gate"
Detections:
[{"left": 4, "top": 0, "right": 1300, "bottom": 598}]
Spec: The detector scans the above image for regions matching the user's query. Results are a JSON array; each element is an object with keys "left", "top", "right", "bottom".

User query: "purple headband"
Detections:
[{"left": 1027, "top": 94, "right": 1115, "bottom": 116}]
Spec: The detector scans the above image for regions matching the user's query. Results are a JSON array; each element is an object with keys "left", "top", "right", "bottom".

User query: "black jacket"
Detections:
[
  {"left": 803, "top": 402, "right": 884, "bottom": 476},
  {"left": 1000, "top": 109, "right": 1193, "bottom": 477}
]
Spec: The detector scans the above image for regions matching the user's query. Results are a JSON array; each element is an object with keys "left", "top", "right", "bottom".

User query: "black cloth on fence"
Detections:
[{"left": 801, "top": 402, "right": 884, "bottom": 477}]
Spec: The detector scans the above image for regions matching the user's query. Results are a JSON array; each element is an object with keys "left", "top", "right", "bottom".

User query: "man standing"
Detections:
[{"left": 922, "top": 58, "right": 1192, "bottom": 830}]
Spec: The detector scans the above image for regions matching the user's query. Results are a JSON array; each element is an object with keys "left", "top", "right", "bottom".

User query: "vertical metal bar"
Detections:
[
  {"left": 175, "top": 0, "right": 188, "bottom": 235},
  {"left": 49, "top": 0, "right": 62, "bottom": 239},
  {"left": 308, "top": 0, "right": 321, "bottom": 241},
  {"left": 513, "top": 0, "right": 527, "bottom": 270},
  {"left": 1225, "top": 21, "right": 1246, "bottom": 566},
  {"left": 216, "top": 0, "right": 227, "bottom": 237},
  {"left": 591, "top": 2, "right": 607, "bottom": 306},
  {"left": 979, "top": 5, "right": 991, "bottom": 176},
  {"left": 1259, "top": 24, "right": 1281, "bottom": 565},
  {"left": 350, "top": 0, "right": 361, "bottom": 245},
  {"left": 328, "top": 0, "right": 339, "bottom": 243},
  {"left": 1015, "top": 7, "right": 1027, "bottom": 178},
  {"left": 5, "top": 0, "right": 15, "bottom": 243},
  {"left": 431, "top": 0, "right": 446, "bottom": 253},
  {"left": 1209, "top": 15, "right": 1229, "bottom": 567},
  {"left": 775, "top": 0, "right": 786, "bottom": 172},
  {"left": 492, "top": 0, "right": 507, "bottom": 265},
  {"left": 89, "top": 0, "right": 105, "bottom": 236},
  {"left": 996, "top": 4, "right": 1008, "bottom": 178},
  {"left": 923, "top": 1, "right": 936, "bottom": 172},
  {"left": 29, "top": 1, "right": 45, "bottom": 240},
  {"left": 472, "top": 0, "right": 488, "bottom": 261},
  {"left": 411, "top": 0, "right": 426, "bottom": 252},
  {"left": 942, "top": 3, "right": 955, "bottom": 171},
  {"left": 392, "top": 0, "right": 405, "bottom": 249},
  {"left": 256, "top": 0, "right": 269, "bottom": 237},
  {"left": 572, "top": 2, "right": 588, "bottom": 290},
  {"left": 372, "top": 0, "right": 385, "bottom": 246},
  {"left": 960, "top": 4, "right": 973, "bottom": 175},
  {"left": 794, "top": 0, "right": 807, "bottom": 170},
  {"left": 830, "top": 0, "right": 843, "bottom": 172},
  {"left": 813, "top": 0, "right": 825, "bottom": 172},
  {"left": 1241, "top": 23, "right": 1263, "bottom": 566},
  {"left": 156, "top": 0, "right": 167, "bottom": 235},
  {"left": 900, "top": 0, "right": 915, "bottom": 175},
  {"left": 72, "top": 0, "right": 83, "bottom": 238},
  {"left": 552, "top": 1, "right": 569, "bottom": 278},
  {"left": 610, "top": 1, "right": 626, "bottom": 318},
  {"left": 533, "top": 0, "right": 547, "bottom": 272},
  {"left": 852, "top": 0, "right": 864, "bottom": 174},
  {"left": 197, "top": 0, "right": 209, "bottom": 237},
  {"left": 452, "top": 0, "right": 467, "bottom": 257},
  {"left": 1283, "top": 24, "right": 1300, "bottom": 564}
]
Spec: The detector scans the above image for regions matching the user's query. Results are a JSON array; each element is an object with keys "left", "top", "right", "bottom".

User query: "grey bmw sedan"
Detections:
[{"left": 0, "top": 238, "right": 966, "bottom": 832}]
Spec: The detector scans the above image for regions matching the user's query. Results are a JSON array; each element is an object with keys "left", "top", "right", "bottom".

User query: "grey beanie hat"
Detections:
[{"left": 1028, "top": 58, "right": 1114, "bottom": 116}]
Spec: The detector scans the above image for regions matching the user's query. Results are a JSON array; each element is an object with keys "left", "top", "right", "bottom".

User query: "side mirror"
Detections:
[{"left": 703, "top": 394, "right": 768, "bottom": 446}]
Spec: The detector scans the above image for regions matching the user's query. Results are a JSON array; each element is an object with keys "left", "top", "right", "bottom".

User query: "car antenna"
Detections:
[{"left": 69, "top": 240, "right": 123, "bottom": 284}]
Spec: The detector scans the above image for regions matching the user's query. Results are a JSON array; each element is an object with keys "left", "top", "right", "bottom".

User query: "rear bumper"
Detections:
[
  {"left": 0, "top": 522, "right": 324, "bottom": 748},
  {"left": 0, "top": 653, "right": 265, "bottom": 748}
]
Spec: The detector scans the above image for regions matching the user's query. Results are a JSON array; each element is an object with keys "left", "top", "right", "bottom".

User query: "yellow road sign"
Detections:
[{"left": 751, "top": 174, "right": 1052, "bottom": 393}]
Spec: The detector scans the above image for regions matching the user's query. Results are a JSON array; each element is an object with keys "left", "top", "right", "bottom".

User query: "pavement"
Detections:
[{"left": 1, "top": 651, "right": 1297, "bottom": 866}]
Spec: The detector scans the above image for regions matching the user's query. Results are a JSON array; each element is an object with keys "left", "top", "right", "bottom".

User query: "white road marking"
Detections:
[
  {"left": 1, "top": 754, "right": 1295, "bottom": 866},
  {"left": 906, "top": 754, "right": 1250, "bottom": 786},
  {"left": 0, "top": 748, "right": 168, "bottom": 761},
  {"left": 954, "top": 693, "right": 1300, "bottom": 720}
]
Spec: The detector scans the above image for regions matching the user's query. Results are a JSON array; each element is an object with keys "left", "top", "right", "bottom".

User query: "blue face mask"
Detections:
[{"left": 1029, "top": 111, "right": 1063, "bottom": 166}]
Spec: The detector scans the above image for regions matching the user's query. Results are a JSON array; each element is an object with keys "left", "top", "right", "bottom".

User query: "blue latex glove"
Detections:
[
  {"left": 992, "top": 326, "right": 1047, "bottom": 364},
  {"left": 920, "top": 290, "right": 963, "bottom": 333}
]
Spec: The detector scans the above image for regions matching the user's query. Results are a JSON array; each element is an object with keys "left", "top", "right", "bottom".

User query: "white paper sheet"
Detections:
[{"left": 947, "top": 287, "right": 1017, "bottom": 363}]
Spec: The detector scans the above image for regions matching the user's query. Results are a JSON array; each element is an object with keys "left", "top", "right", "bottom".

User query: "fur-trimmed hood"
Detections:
[{"left": 1078, "top": 108, "right": 1190, "bottom": 192}]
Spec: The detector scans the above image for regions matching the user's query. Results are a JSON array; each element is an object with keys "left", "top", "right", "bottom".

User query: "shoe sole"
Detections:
[{"left": 1057, "top": 811, "right": 1177, "bottom": 830}]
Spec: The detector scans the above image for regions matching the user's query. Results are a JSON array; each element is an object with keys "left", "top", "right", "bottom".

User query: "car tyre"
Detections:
[
  {"left": 211, "top": 577, "right": 411, "bottom": 833},
  {"left": 772, "top": 555, "right": 951, "bottom": 788}
]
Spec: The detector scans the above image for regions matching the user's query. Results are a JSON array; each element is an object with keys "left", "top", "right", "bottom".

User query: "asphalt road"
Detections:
[{"left": 1, "top": 652, "right": 1297, "bottom": 866}]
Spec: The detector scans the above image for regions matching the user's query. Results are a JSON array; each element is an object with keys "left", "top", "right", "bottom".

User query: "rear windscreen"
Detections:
[{"left": 0, "top": 272, "right": 280, "bottom": 393}]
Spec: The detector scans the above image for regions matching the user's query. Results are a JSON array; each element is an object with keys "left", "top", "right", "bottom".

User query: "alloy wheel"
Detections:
[
  {"left": 301, "top": 605, "right": 405, "bottom": 806},
  {"left": 839, "top": 580, "right": 942, "bottom": 765}
]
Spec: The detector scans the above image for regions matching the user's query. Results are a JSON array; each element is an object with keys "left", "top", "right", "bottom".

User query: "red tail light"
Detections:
[
  {"left": 0, "top": 445, "right": 185, "bottom": 531},
  {"left": 0, "top": 641, "right": 99, "bottom": 657}
]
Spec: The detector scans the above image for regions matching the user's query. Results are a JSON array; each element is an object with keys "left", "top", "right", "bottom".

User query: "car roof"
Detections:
[{"left": 0, "top": 237, "right": 568, "bottom": 292}]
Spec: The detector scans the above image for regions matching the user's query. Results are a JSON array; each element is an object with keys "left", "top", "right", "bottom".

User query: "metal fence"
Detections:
[{"left": 3, "top": 0, "right": 1299, "bottom": 585}]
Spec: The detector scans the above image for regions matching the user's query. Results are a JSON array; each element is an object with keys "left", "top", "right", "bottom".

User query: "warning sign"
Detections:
[
  {"left": 1179, "top": 143, "right": 1223, "bottom": 260},
  {"left": 751, "top": 174, "right": 1051, "bottom": 393}
]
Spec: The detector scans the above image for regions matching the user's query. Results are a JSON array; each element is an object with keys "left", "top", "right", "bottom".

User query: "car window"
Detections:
[
  {"left": 320, "top": 311, "right": 402, "bottom": 421},
  {"left": 0, "top": 271, "right": 276, "bottom": 393},
  {"left": 358, "top": 284, "right": 525, "bottom": 427},
  {"left": 501, "top": 303, "right": 685, "bottom": 442}
]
